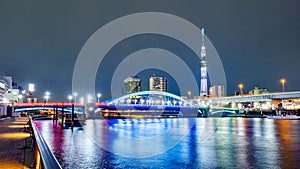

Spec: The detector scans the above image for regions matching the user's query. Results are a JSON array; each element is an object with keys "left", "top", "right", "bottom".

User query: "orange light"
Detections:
[
  {"left": 280, "top": 78, "right": 286, "bottom": 84},
  {"left": 8, "top": 125, "right": 29, "bottom": 129},
  {"left": 280, "top": 78, "right": 286, "bottom": 92},
  {"left": 238, "top": 83, "right": 243, "bottom": 89},
  {"left": 0, "top": 132, "right": 30, "bottom": 139}
]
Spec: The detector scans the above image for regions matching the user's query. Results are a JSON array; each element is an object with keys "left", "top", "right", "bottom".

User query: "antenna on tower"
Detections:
[
  {"left": 200, "top": 27, "right": 206, "bottom": 59},
  {"left": 201, "top": 27, "right": 205, "bottom": 43}
]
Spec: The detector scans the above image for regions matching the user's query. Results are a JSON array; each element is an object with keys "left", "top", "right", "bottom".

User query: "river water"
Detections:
[{"left": 35, "top": 118, "right": 300, "bottom": 169}]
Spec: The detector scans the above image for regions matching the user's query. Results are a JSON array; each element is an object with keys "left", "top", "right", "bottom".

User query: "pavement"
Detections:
[{"left": 0, "top": 116, "right": 35, "bottom": 169}]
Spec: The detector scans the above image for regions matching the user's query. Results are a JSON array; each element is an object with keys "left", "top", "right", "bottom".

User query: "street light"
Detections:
[
  {"left": 280, "top": 78, "right": 286, "bottom": 92},
  {"left": 73, "top": 92, "right": 78, "bottom": 103},
  {"left": 238, "top": 83, "right": 244, "bottom": 94},
  {"left": 18, "top": 94, "right": 23, "bottom": 103},
  {"left": 187, "top": 91, "right": 192, "bottom": 99},
  {"left": 44, "top": 91, "right": 50, "bottom": 103},
  {"left": 44, "top": 95, "right": 50, "bottom": 103},
  {"left": 97, "top": 93, "right": 101, "bottom": 103},
  {"left": 87, "top": 94, "right": 92, "bottom": 103},
  {"left": 68, "top": 95, "right": 73, "bottom": 103},
  {"left": 79, "top": 97, "right": 84, "bottom": 104}
]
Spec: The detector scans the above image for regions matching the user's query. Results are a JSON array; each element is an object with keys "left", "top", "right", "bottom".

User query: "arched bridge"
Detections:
[
  {"left": 106, "top": 91, "right": 192, "bottom": 105},
  {"left": 95, "top": 91, "right": 208, "bottom": 118}
]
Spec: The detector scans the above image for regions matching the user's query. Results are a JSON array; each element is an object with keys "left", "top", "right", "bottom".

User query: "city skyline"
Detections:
[{"left": 0, "top": 1, "right": 299, "bottom": 101}]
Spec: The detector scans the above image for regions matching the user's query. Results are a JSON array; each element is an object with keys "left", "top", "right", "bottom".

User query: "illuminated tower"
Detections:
[{"left": 200, "top": 28, "right": 208, "bottom": 97}]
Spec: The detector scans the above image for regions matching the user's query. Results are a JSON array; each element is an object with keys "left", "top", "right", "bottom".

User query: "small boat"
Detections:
[{"left": 266, "top": 115, "right": 300, "bottom": 120}]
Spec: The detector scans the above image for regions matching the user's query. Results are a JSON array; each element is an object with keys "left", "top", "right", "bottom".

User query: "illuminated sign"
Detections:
[{"left": 28, "top": 83, "right": 35, "bottom": 92}]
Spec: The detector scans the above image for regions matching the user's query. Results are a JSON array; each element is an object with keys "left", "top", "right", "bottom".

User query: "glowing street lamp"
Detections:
[
  {"left": 44, "top": 91, "right": 50, "bottom": 103},
  {"left": 87, "top": 94, "right": 92, "bottom": 103},
  {"left": 280, "top": 78, "right": 286, "bottom": 92},
  {"left": 238, "top": 83, "right": 244, "bottom": 94},
  {"left": 18, "top": 94, "right": 23, "bottom": 103},
  {"left": 79, "top": 97, "right": 84, "bottom": 104},
  {"left": 97, "top": 93, "right": 102, "bottom": 103},
  {"left": 187, "top": 91, "right": 192, "bottom": 99},
  {"left": 44, "top": 95, "right": 49, "bottom": 103},
  {"left": 68, "top": 95, "right": 73, "bottom": 103},
  {"left": 73, "top": 92, "right": 78, "bottom": 103}
]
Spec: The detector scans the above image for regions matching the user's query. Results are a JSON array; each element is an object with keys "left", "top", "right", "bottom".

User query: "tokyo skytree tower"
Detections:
[{"left": 200, "top": 28, "right": 208, "bottom": 97}]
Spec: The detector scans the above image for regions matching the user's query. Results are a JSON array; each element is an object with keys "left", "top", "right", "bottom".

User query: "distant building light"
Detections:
[{"left": 28, "top": 83, "right": 35, "bottom": 92}]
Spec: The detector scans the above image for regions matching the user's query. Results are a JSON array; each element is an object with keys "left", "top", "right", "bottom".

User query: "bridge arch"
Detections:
[{"left": 106, "top": 91, "right": 192, "bottom": 106}]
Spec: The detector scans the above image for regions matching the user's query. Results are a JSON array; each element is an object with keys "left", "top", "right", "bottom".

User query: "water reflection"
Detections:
[{"left": 35, "top": 118, "right": 300, "bottom": 168}]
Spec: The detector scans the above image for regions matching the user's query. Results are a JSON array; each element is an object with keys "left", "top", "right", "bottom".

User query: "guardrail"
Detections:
[{"left": 31, "top": 120, "right": 62, "bottom": 169}]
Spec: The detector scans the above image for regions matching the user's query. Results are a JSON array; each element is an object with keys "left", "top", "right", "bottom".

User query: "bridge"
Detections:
[
  {"left": 11, "top": 91, "right": 208, "bottom": 118},
  {"left": 194, "top": 91, "right": 300, "bottom": 110},
  {"left": 13, "top": 102, "right": 86, "bottom": 119},
  {"left": 94, "top": 91, "right": 208, "bottom": 118},
  {"left": 14, "top": 102, "right": 85, "bottom": 113},
  {"left": 13, "top": 91, "right": 300, "bottom": 118}
]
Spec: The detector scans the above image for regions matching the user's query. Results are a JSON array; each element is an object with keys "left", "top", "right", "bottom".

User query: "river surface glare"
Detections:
[{"left": 35, "top": 118, "right": 300, "bottom": 169}]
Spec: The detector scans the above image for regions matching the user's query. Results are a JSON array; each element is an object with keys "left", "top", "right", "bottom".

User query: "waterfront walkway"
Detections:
[{"left": 0, "top": 117, "right": 35, "bottom": 169}]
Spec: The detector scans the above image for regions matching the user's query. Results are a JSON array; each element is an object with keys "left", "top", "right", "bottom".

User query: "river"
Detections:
[{"left": 35, "top": 118, "right": 300, "bottom": 169}]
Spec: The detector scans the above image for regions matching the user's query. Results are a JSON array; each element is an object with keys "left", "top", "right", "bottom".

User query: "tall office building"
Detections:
[
  {"left": 0, "top": 80, "right": 8, "bottom": 103},
  {"left": 0, "top": 76, "right": 12, "bottom": 102},
  {"left": 200, "top": 28, "right": 208, "bottom": 97},
  {"left": 123, "top": 76, "right": 142, "bottom": 94},
  {"left": 149, "top": 75, "right": 167, "bottom": 92},
  {"left": 209, "top": 85, "right": 224, "bottom": 97}
]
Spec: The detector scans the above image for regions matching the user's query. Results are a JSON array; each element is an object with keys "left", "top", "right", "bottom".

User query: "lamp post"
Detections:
[
  {"left": 280, "top": 78, "right": 286, "bottom": 92},
  {"left": 87, "top": 94, "right": 92, "bottom": 103},
  {"left": 238, "top": 83, "right": 244, "bottom": 95},
  {"left": 187, "top": 91, "right": 192, "bottom": 99},
  {"left": 18, "top": 94, "right": 23, "bottom": 103},
  {"left": 68, "top": 95, "right": 73, "bottom": 103},
  {"left": 79, "top": 97, "right": 84, "bottom": 104},
  {"left": 97, "top": 93, "right": 101, "bottom": 103},
  {"left": 44, "top": 91, "right": 50, "bottom": 103},
  {"left": 73, "top": 92, "right": 78, "bottom": 103}
]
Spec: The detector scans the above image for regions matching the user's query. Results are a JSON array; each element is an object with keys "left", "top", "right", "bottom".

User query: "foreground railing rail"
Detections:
[{"left": 31, "top": 120, "right": 62, "bottom": 169}]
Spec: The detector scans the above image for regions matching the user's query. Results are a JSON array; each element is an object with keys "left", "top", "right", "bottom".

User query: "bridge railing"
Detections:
[{"left": 31, "top": 120, "right": 62, "bottom": 169}]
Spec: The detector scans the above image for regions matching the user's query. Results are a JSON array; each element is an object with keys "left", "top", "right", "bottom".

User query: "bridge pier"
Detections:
[
  {"left": 61, "top": 105, "right": 64, "bottom": 127},
  {"left": 71, "top": 104, "right": 74, "bottom": 132}
]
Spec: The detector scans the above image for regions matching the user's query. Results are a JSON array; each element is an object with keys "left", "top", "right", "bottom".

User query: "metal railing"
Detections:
[{"left": 31, "top": 120, "right": 62, "bottom": 169}]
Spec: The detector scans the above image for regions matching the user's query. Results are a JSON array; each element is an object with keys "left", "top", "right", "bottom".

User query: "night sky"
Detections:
[{"left": 0, "top": 0, "right": 299, "bottom": 101}]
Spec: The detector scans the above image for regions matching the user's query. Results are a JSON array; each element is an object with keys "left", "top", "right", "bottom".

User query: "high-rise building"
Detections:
[
  {"left": 0, "top": 81, "right": 7, "bottom": 103},
  {"left": 149, "top": 75, "right": 167, "bottom": 92},
  {"left": 0, "top": 76, "right": 11, "bottom": 103},
  {"left": 200, "top": 28, "right": 208, "bottom": 97},
  {"left": 209, "top": 85, "right": 224, "bottom": 97},
  {"left": 123, "top": 76, "right": 142, "bottom": 94},
  {"left": 0, "top": 76, "right": 12, "bottom": 89},
  {"left": 4, "top": 89, "right": 19, "bottom": 103}
]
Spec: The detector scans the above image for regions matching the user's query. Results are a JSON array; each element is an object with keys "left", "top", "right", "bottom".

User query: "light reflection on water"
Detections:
[{"left": 35, "top": 118, "right": 300, "bottom": 169}]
